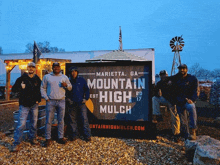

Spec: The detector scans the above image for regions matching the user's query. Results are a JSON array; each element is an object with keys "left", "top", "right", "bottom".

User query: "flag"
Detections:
[
  {"left": 119, "top": 26, "right": 123, "bottom": 51},
  {"left": 119, "top": 26, "right": 122, "bottom": 43},
  {"left": 33, "top": 41, "right": 42, "bottom": 64}
]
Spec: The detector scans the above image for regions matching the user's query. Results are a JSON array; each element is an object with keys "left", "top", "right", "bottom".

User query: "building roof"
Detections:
[{"left": 87, "top": 50, "right": 147, "bottom": 62}]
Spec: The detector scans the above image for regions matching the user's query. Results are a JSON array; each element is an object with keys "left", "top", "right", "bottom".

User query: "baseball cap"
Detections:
[
  {"left": 177, "top": 64, "right": 188, "bottom": 69},
  {"left": 52, "top": 62, "right": 60, "bottom": 67},
  {"left": 159, "top": 70, "right": 168, "bottom": 75},
  {"left": 27, "top": 62, "right": 36, "bottom": 67},
  {"left": 69, "top": 66, "right": 78, "bottom": 72}
]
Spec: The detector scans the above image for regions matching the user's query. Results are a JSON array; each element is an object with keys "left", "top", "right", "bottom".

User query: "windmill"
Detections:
[{"left": 170, "top": 35, "right": 184, "bottom": 75}]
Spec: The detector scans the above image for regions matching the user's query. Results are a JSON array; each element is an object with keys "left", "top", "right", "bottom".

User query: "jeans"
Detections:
[
  {"left": 176, "top": 103, "right": 197, "bottom": 139},
  {"left": 152, "top": 96, "right": 180, "bottom": 135},
  {"left": 66, "top": 103, "right": 91, "bottom": 139},
  {"left": 13, "top": 104, "right": 38, "bottom": 145},
  {"left": 45, "top": 99, "right": 65, "bottom": 139}
]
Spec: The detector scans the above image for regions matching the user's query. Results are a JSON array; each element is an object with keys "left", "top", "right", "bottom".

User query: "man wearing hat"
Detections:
[
  {"left": 11, "top": 62, "right": 42, "bottom": 152},
  {"left": 152, "top": 70, "right": 180, "bottom": 140},
  {"left": 172, "top": 64, "right": 198, "bottom": 140},
  {"left": 41, "top": 62, "right": 72, "bottom": 147},
  {"left": 65, "top": 66, "right": 91, "bottom": 142}
]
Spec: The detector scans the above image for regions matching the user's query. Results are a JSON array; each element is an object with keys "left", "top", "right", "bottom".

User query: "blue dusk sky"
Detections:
[{"left": 0, "top": 0, "right": 220, "bottom": 74}]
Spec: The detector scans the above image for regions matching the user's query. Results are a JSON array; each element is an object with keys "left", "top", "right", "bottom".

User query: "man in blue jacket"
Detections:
[
  {"left": 172, "top": 64, "right": 198, "bottom": 140},
  {"left": 11, "top": 62, "right": 41, "bottom": 152},
  {"left": 66, "top": 66, "right": 91, "bottom": 142}
]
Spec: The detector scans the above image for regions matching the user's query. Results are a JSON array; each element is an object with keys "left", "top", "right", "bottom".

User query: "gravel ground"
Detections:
[
  {"left": 0, "top": 134, "right": 188, "bottom": 165},
  {"left": 0, "top": 99, "right": 219, "bottom": 164}
]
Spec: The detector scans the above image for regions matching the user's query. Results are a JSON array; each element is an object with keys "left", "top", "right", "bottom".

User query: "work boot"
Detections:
[
  {"left": 174, "top": 134, "right": 181, "bottom": 143},
  {"left": 57, "top": 138, "right": 67, "bottom": 144},
  {"left": 152, "top": 115, "right": 158, "bottom": 123},
  {"left": 85, "top": 137, "right": 92, "bottom": 142},
  {"left": 10, "top": 144, "right": 19, "bottom": 152},
  {"left": 43, "top": 139, "right": 51, "bottom": 147},
  {"left": 28, "top": 139, "right": 39, "bottom": 146},
  {"left": 156, "top": 115, "right": 163, "bottom": 122},
  {"left": 189, "top": 129, "right": 197, "bottom": 140},
  {"left": 69, "top": 136, "right": 77, "bottom": 142}
]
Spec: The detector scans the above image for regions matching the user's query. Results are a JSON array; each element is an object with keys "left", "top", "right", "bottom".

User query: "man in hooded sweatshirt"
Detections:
[
  {"left": 65, "top": 66, "right": 91, "bottom": 142},
  {"left": 41, "top": 62, "right": 72, "bottom": 147},
  {"left": 11, "top": 62, "right": 42, "bottom": 152}
]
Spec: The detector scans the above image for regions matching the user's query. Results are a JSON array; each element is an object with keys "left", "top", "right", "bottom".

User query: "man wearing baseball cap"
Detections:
[
  {"left": 41, "top": 62, "right": 72, "bottom": 147},
  {"left": 172, "top": 64, "right": 198, "bottom": 140},
  {"left": 152, "top": 70, "right": 180, "bottom": 141},
  {"left": 11, "top": 62, "right": 42, "bottom": 152},
  {"left": 65, "top": 66, "right": 91, "bottom": 142}
]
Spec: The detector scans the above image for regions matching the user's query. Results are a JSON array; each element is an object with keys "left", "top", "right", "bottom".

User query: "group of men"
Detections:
[
  {"left": 11, "top": 62, "right": 91, "bottom": 152},
  {"left": 152, "top": 64, "right": 198, "bottom": 142},
  {"left": 10, "top": 61, "right": 198, "bottom": 151}
]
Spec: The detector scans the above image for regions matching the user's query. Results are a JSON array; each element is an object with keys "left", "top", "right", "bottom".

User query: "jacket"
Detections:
[
  {"left": 171, "top": 73, "right": 198, "bottom": 106},
  {"left": 12, "top": 73, "right": 41, "bottom": 107},
  {"left": 68, "top": 76, "right": 90, "bottom": 105},
  {"left": 41, "top": 72, "right": 72, "bottom": 100},
  {"left": 155, "top": 77, "right": 175, "bottom": 105}
]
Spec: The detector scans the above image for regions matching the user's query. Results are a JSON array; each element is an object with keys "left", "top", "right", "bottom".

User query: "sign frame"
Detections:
[{"left": 66, "top": 61, "right": 156, "bottom": 139}]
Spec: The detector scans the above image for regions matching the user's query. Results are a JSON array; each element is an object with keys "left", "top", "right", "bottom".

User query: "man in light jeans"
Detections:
[
  {"left": 11, "top": 62, "right": 42, "bottom": 152},
  {"left": 41, "top": 62, "right": 72, "bottom": 147},
  {"left": 152, "top": 70, "right": 180, "bottom": 140}
]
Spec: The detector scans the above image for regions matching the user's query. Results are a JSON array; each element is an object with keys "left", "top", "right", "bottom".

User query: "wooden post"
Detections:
[{"left": 5, "top": 65, "right": 15, "bottom": 100}]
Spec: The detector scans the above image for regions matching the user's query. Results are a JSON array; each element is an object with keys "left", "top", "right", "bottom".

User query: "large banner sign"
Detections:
[{"left": 66, "top": 61, "right": 152, "bottom": 134}]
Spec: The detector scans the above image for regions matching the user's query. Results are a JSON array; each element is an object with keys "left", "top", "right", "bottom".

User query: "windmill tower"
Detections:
[{"left": 170, "top": 36, "right": 185, "bottom": 75}]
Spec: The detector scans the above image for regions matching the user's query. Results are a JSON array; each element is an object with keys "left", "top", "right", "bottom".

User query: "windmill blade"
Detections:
[
  {"left": 170, "top": 44, "right": 175, "bottom": 49},
  {"left": 170, "top": 40, "right": 175, "bottom": 43},
  {"left": 171, "top": 38, "right": 175, "bottom": 42},
  {"left": 177, "top": 36, "right": 180, "bottom": 41},
  {"left": 179, "top": 40, "right": 185, "bottom": 43},
  {"left": 174, "top": 36, "right": 178, "bottom": 41}
]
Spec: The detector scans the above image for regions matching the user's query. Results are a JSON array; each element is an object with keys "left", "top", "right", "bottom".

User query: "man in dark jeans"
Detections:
[
  {"left": 152, "top": 70, "right": 180, "bottom": 141},
  {"left": 172, "top": 64, "right": 198, "bottom": 140},
  {"left": 65, "top": 66, "right": 91, "bottom": 142},
  {"left": 11, "top": 62, "right": 41, "bottom": 152}
]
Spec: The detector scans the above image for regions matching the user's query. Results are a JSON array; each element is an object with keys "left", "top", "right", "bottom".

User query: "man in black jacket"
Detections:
[
  {"left": 11, "top": 62, "right": 41, "bottom": 152},
  {"left": 172, "top": 64, "right": 198, "bottom": 140},
  {"left": 152, "top": 70, "right": 180, "bottom": 138}
]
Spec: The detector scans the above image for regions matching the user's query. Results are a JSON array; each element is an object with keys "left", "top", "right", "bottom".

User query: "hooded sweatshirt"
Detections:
[
  {"left": 171, "top": 73, "right": 198, "bottom": 106},
  {"left": 12, "top": 73, "right": 41, "bottom": 107},
  {"left": 41, "top": 72, "right": 72, "bottom": 100},
  {"left": 67, "top": 75, "right": 90, "bottom": 105}
]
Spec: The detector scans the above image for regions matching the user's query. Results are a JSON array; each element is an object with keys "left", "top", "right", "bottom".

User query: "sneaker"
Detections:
[
  {"left": 57, "top": 138, "right": 67, "bottom": 144},
  {"left": 43, "top": 139, "right": 51, "bottom": 147},
  {"left": 85, "top": 137, "right": 91, "bottom": 142},
  {"left": 10, "top": 144, "right": 19, "bottom": 152}
]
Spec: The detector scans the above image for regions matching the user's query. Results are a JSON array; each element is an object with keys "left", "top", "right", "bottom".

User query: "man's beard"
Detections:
[
  {"left": 28, "top": 71, "right": 34, "bottom": 75},
  {"left": 179, "top": 71, "right": 187, "bottom": 77}
]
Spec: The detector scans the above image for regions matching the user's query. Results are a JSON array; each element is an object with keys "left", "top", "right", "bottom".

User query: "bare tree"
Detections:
[{"left": 25, "top": 41, "right": 65, "bottom": 53}]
